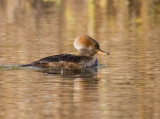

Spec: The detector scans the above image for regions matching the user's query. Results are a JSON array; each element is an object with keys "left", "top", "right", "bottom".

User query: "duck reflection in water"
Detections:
[
  {"left": 39, "top": 67, "right": 99, "bottom": 80},
  {"left": 22, "top": 35, "right": 110, "bottom": 70}
]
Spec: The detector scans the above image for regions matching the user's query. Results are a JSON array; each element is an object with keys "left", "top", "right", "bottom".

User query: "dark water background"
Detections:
[{"left": 0, "top": 0, "right": 160, "bottom": 119}]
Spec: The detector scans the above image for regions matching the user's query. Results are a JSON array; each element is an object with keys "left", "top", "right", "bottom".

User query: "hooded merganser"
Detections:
[{"left": 23, "top": 35, "right": 110, "bottom": 69}]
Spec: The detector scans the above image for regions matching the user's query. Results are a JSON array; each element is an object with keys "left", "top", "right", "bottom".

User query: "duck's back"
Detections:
[{"left": 26, "top": 54, "right": 98, "bottom": 69}]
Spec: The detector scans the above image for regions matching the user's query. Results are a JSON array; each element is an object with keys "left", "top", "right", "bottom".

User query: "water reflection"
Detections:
[
  {"left": 0, "top": 69, "right": 100, "bottom": 119},
  {"left": 40, "top": 68, "right": 98, "bottom": 78}
]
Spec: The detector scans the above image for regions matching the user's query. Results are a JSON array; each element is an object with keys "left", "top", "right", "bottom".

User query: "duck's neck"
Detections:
[{"left": 78, "top": 49, "right": 93, "bottom": 56}]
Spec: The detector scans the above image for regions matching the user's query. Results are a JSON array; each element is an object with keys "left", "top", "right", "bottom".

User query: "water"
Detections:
[{"left": 0, "top": 0, "right": 160, "bottom": 119}]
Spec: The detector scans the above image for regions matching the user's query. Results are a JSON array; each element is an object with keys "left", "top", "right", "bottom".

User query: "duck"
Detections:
[{"left": 22, "top": 35, "right": 110, "bottom": 69}]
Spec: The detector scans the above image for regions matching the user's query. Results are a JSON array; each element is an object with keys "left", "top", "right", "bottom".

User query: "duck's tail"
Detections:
[{"left": 20, "top": 64, "right": 32, "bottom": 67}]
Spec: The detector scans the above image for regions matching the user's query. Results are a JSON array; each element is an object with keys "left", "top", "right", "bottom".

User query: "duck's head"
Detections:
[{"left": 74, "top": 35, "right": 110, "bottom": 56}]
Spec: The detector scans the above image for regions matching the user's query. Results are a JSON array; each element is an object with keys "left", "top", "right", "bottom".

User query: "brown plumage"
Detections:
[
  {"left": 27, "top": 54, "right": 98, "bottom": 69},
  {"left": 22, "top": 35, "right": 109, "bottom": 69}
]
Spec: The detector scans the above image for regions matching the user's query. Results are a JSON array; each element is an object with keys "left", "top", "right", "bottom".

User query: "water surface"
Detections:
[{"left": 0, "top": 0, "right": 160, "bottom": 119}]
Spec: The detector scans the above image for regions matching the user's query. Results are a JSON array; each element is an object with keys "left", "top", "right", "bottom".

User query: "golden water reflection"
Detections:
[{"left": 0, "top": 0, "right": 160, "bottom": 119}]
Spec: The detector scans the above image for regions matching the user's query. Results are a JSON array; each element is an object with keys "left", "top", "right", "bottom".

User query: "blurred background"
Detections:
[
  {"left": 0, "top": 0, "right": 160, "bottom": 119},
  {"left": 0, "top": 0, "right": 160, "bottom": 64}
]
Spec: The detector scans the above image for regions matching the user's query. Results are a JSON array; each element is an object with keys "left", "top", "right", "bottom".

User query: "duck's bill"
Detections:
[{"left": 97, "top": 50, "right": 110, "bottom": 55}]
